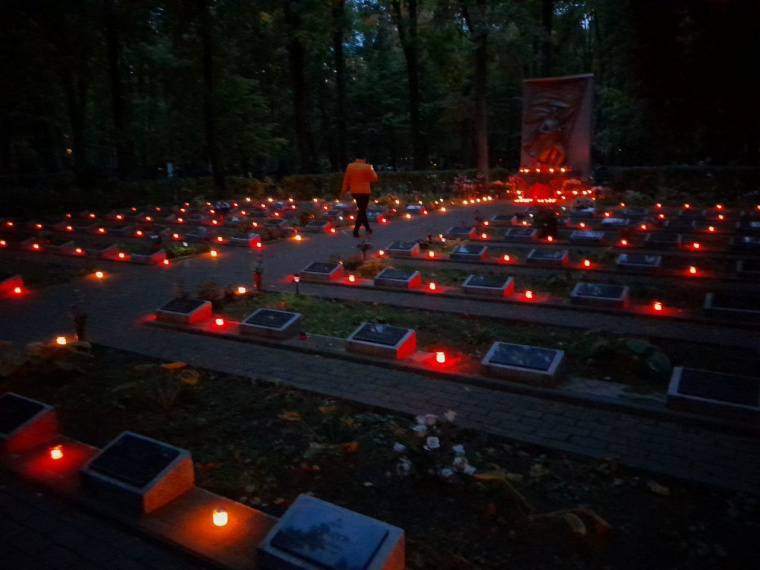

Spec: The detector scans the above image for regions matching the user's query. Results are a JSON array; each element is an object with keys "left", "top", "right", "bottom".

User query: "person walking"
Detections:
[{"left": 340, "top": 152, "right": 378, "bottom": 237}]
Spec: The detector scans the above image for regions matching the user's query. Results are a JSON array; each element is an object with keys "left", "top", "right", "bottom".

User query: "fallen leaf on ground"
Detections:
[
  {"left": 161, "top": 362, "right": 187, "bottom": 369},
  {"left": 647, "top": 481, "right": 671, "bottom": 496},
  {"left": 279, "top": 411, "right": 302, "bottom": 421},
  {"left": 342, "top": 441, "right": 360, "bottom": 453}
]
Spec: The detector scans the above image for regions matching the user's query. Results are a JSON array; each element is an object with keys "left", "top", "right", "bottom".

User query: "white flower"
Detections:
[
  {"left": 452, "top": 444, "right": 465, "bottom": 456},
  {"left": 392, "top": 442, "right": 407, "bottom": 453},
  {"left": 440, "top": 468, "right": 453, "bottom": 478},
  {"left": 424, "top": 436, "right": 440, "bottom": 450},
  {"left": 463, "top": 465, "right": 476, "bottom": 475},
  {"left": 444, "top": 410, "right": 457, "bottom": 423},
  {"left": 412, "top": 425, "right": 427, "bottom": 437},
  {"left": 415, "top": 415, "right": 426, "bottom": 425},
  {"left": 424, "top": 414, "right": 438, "bottom": 426}
]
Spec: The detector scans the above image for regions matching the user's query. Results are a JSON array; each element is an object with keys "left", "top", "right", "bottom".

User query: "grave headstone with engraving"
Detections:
[
  {"left": 667, "top": 367, "right": 760, "bottom": 424},
  {"left": 645, "top": 232, "right": 682, "bottom": 249},
  {"left": 570, "top": 282, "right": 630, "bottom": 308},
  {"left": 346, "top": 322, "right": 416, "bottom": 360},
  {"left": 462, "top": 274, "right": 514, "bottom": 298},
  {"left": 569, "top": 230, "right": 605, "bottom": 244},
  {"left": 450, "top": 244, "right": 488, "bottom": 261},
  {"left": 300, "top": 262, "right": 344, "bottom": 282},
  {"left": 240, "top": 309, "right": 302, "bottom": 339},
  {"left": 0, "top": 393, "right": 59, "bottom": 456},
  {"left": 80, "top": 431, "right": 194, "bottom": 514},
  {"left": 704, "top": 293, "right": 760, "bottom": 323},
  {"left": 503, "top": 228, "right": 537, "bottom": 242},
  {"left": 481, "top": 342, "right": 564, "bottom": 386},
  {"left": 155, "top": 298, "right": 212, "bottom": 325},
  {"left": 615, "top": 253, "right": 662, "bottom": 272},
  {"left": 258, "top": 494, "right": 405, "bottom": 570},
  {"left": 305, "top": 220, "right": 334, "bottom": 234},
  {"left": 374, "top": 268, "right": 421, "bottom": 290},
  {"left": 490, "top": 214, "right": 516, "bottom": 227},
  {"left": 526, "top": 248, "right": 569, "bottom": 266},
  {"left": 601, "top": 217, "right": 630, "bottom": 228},
  {"left": 445, "top": 226, "right": 476, "bottom": 240},
  {"left": 384, "top": 241, "right": 420, "bottom": 258}
]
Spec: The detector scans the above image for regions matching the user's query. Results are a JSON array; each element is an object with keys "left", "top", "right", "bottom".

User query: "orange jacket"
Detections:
[{"left": 340, "top": 160, "right": 378, "bottom": 196}]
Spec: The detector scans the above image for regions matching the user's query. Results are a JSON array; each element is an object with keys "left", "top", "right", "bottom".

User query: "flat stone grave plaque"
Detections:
[
  {"left": 704, "top": 293, "right": 760, "bottom": 322},
  {"left": 736, "top": 258, "right": 760, "bottom": 277},
  {"left": 445, "top": 226, "right": 476, "bottom": 240},
  {"left": 301, "top": 262, "right": 344, "bottom": 282},
  {"left": 504, "top": 228, "right": 537, "bottom": 242},
  {"left": 645, "top": 232, "right": 682, "bottom": 249},
  {"left": 570, "top": 282, "right": 630, "bottom": 308},
  {"left": 736, "top": 221, "right": 760, "bottom": 235},
  {"left": 615, "top": 253, "right": 662, "bottom": 271},
  {"left": 241, "top": 309, "right": 302, "bottom": 339},
  {"left": 481, "top": 342, "right": 564, "bottom": 386},
  {"left": 374, "top": 268, "right": 421, "bottom": 289},
  {"left": 108, "top": 224, "right": 133, "bottom": 237},
  {"left": 462, "top": 274, "right": 514, "bottom": 298},
  {"left": 81, "top": 431, "right": 194, "bottom": 514},
  {"left": 305, "top": 220, "right": 333, "bottom": 233},
  {"left": 0, "top": 273, "right": 23, "bottom": 293},
  {"left": 385, "top": 241, "right": 420, "bottom": 257},
  {"left": 678, "top": 209, "right": 706, "bottom": 219},
  {"left": 622, "top": 207, "right": 648, "bottom": 218},
  {"left": 346, "top": 322, "right": 416, "bottom": 360},
  {"left": 730, "top": 236, "right": 760, "bottom": 251},
  {"left": 490, "top": 214, "right": 515, "bottom": 227},
  {"left": 667, "top": 367, "right": 759, "bottom": 423},
  {"left": 264, "top": 219, "right": 288, "bottom": 227},
  {"left": 450, "top": 244, "right": 488, "bottom": 261},
  {"left": 404, "top": 204, "right": 424, "bottom": 214},
  {"left": 569, "top": 207, "right": 595, "bottom": 218},
  {"left": 569, "top": 230, "right": 605, "bottom": 244},
  {"left": 155, "top": 298, "right": 212, "bottom": 325},
  {"left": 229, "top": 232, "right": 261, "bottom": 247},
  {"left": 665, "top": 219, "right": 696, "bottom": 231},
  {"left": 526, "top": 248, "right": 569, "bottom": 266},
  {"left": 46, "top": 238, "right": 75, "bottom": 252},
  {"left": 601, "top": 217, "right": 629, "bottom": 227},
  {"left": 258, "top": 494, "right": 404, "bottom": 570},
  {"left": 0, "top": 392, "right": 58, "bottom": 455}
]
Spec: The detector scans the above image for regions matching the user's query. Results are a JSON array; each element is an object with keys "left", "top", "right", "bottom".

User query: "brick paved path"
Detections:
[{"left": 1, "top": 199, "right": 759, "bottom": 568}]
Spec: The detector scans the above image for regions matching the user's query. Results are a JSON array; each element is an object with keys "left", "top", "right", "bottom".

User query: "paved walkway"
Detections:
[{"left": 1, "top": 199, "right": 759, "bottom": 568}]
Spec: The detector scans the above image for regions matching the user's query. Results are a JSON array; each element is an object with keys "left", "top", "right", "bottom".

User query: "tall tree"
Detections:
[
  {"left": 199, "top": 0, "right": 225, "bottom": 195},
  {"left": 388, "top": 0, "right": 427, "bottom": 169},
  {"left": 102, "top": 0, "right": 133, "bottom": 180},
  {"left": 283, "top": 0, "right": 318, "bottom": 173},
  {"left": 331, "top": 0, "right": 348, "bottom": 169}
]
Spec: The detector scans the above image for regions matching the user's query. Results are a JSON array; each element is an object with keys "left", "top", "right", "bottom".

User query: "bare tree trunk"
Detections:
[
  {"left": 474, "top": 29, "right": 489, "bottom": 181},
  {"left": 390, "top": 0, "right": 427, "bottom": 170},
  {"left": 284, "top": 0, "right": 318, "bottom": 173},
  {"left": 103, "top": 0, "right": 132, "bottom": 180},
  {"left": 540, "top": 0, "right": 554, "bottom": 77},
  {"left": 331, "top": 0, "right": 347, "bottom": 170},
  {"left": 199, "top": 0, "right": 225, "bottom": 196}
]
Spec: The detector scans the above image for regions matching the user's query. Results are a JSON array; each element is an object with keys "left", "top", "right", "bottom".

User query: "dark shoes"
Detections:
[{"left": 353, "top": 231, "right": 360, "bottom": 238}]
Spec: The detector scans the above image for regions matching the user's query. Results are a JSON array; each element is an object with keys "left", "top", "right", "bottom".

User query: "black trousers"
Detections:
[{"left": 352, "top": 193, "right": 371, "bottom": 233}]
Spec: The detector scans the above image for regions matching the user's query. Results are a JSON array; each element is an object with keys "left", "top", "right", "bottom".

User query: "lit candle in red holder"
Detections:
[
  {"left": 135, "top": 230, "right": 143, "bottom": 237},
  {"left": 428, "top": 251, "right": 435, "bottom": 258},
  {"left": 708, "top": 226, "right": 715, "bottom": 232},
  {"left": 13, "top": 286, "right": 22, "bottom": 294},
  {"left": 716, "top": 204, "right": 723, "bottom": 210},
  {"left": 98, "top": 227, "right": 106, "bottom": 234},
  {"left": 95, "top": 271, "right": 104, "bottom": 279},
  {"left": 640, "top": 224, "right": 647, "bottom": 230},
  {"left": 256, "top": 242, "right": 263, "bottom": 248},
  {"left": 237, "top": 286, "right": 247, "bottom": 294},
  {"left": 348, "top": 275, "right": 356, "bottom": 283},
  {"left": 578, "top": 222, "right": 586, "bottom": 228},
  {"left": 583, "top": 259, "right": 591, "bottom": 268},
  {"left": 653, "top": 301, "right": 663, "bottom": 311},
  {"left": 692, "top": 242, "right": 700, "bottom": 249},
  {"left": 213, "top": 508, "right": 228, "bottom": 527},
  {"left": 210, "top": 249, "right": 218, "bottom": 257},
  {"left": 217, "top": 236, "right": 224, "bottom": 242},
  {"left": 428, "top": 282, "right": 437, "bottom": 291},
  {"left": 656, "top": 203, "right": 662, "bottom": 208},
  {"left": 688, "top": 266, "right": 697, "bottom": 275},
  {"left": 547, "top": 236, "right": 553, "bottom": 242},
  {"left": 49, "top": 445, "right": 63, "bottom": 461},
  {"left": 55, "top": 336, "right": 67, "bottom": 345},
  {"left": 620, "top": 239, "right": 628, "bottom": 246},
  {"left": 718, "top": 214, "right": 724, "bottom": 220},
  {"left": 118, "top": 252, "right": 126, "bottom": 259},
  {"left": 435, "top": 352, "right": 446, "bottom": 364},
  {"left": 525, "top": 290, "right": 534, "bottom": 300},
  {"left": 502, "top": 254, "right": 510, "bottom": 262},
  {"left": 378, "top": 250, "right": 385, "bottom": 257},
  {"left": 0, "top": 240, "right": 6, "bottom": 247},
  {"left": 214, "top": 318, "right": 224, "bottom": 326},
  {"left": 162, "top": 259, "right": 170, "bottom": 266}
]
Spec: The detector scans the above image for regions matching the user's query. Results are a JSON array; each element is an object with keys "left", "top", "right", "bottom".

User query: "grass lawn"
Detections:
[{"left": 1, "top": 344, "right": 756, "bottom": 570}]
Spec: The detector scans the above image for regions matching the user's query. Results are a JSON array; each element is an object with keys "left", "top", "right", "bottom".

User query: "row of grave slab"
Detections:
[
  {"left": 149, "top": 297, "right": 760, "bottom": 428},
  {"left": 296, "top": 260, "right": 760, "bottom": 326},
  {"left": 0, "top": 390, "right": 405, "bottom": 570}
]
